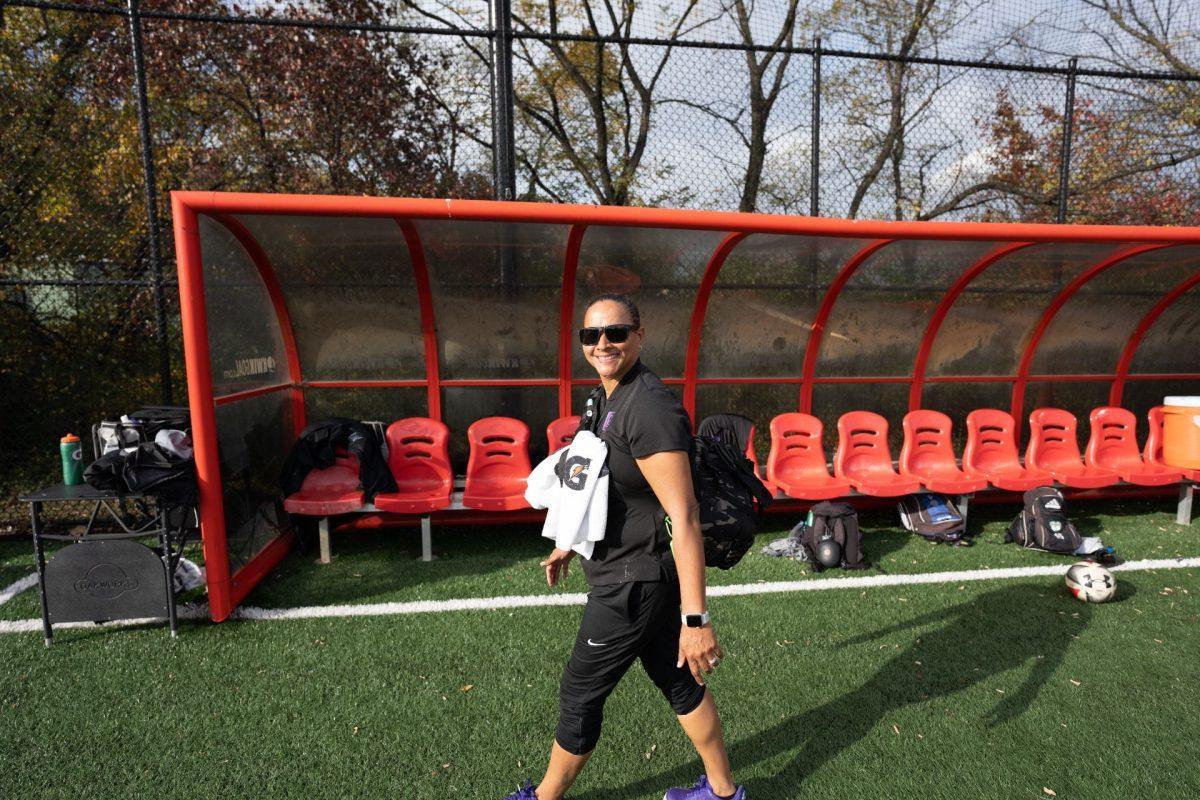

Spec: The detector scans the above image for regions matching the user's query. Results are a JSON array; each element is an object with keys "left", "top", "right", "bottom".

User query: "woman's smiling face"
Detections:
[{"left": 582, "top": 299, "right": 644, "bottom": 383}]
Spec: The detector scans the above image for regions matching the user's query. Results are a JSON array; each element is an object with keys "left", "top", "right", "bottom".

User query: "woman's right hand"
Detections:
[{"left": 540, "top": 547, "right": 575, "bottom": 587}]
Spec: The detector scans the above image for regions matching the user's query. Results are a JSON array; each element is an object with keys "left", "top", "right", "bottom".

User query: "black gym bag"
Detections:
[{"left": 799, "top": 501, "right": 870, "bottom": 571}]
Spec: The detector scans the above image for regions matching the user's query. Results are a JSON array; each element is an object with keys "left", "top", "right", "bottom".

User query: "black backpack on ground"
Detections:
[
  {"left": 1006, "top": 487, "right": 1082, "bottom": 554},
  {"left": 898, "top": 493, "right": 969, "bottom": 545},
  {"left": 690, "top": 431, "right": 775, "bottom": 569},
  {"left": 799, "top": 501, "right": 870, "bottom": 571}
]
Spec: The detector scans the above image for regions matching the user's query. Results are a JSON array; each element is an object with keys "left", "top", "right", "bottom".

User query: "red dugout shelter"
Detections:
[{"left": 170, "top": 192, "right": 1200, "bottom": 620}]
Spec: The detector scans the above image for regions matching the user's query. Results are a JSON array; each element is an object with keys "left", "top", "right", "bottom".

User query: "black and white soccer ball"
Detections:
[{"left": 1064, "top": 561, "right": 1116, "bottom": 603}]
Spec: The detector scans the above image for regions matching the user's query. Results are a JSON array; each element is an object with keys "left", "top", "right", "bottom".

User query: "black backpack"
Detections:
[
  {"left": 898, "top": 493, "right": 969, "bottom": 545},
  {"left": 1006, "top": 487, "right": 1082, "bottom": 554},
  {"left": 84, "top": 441, "right": 197, "bottom": 506},
  {"left": 799, "top": 501, "right": 870, "bottom": 571},
  {"left": 690, "top": 433, "right": 774, "bottom": 569}
]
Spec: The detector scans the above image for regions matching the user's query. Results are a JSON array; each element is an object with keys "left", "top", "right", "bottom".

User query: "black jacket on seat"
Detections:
[{"left": 280, "top": 417, "right": 396, "bottom": 502}]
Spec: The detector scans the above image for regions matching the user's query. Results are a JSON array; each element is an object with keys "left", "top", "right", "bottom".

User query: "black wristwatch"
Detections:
[{"left": 681, "top": 611, "right": 710, "bottom": 628}]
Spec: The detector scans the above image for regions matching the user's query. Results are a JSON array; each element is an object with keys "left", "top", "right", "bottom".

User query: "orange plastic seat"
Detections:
[
  {"left": 899, "top": 410, "right": 988, "bottom": 494},
  {"left": 373, "top": 418, "right": 454, "bottom": 514},
  {"left": 546, "top": 416, "right": 582, "bottom": 453},
  {"left": 283, "top": 454, "right": 365, "bottom": 515},
  {"left": 463, "top": 417, "right": 533, "bottom": 511},
  {"left": 963, "top": 409, "right": 1052, "bottom": 491},
  {"left": 1086, "top": 407, "right": 1182, "bottom": 486},
  {"left": 834, "top": 411, "right": 920, "bottom": 497},
  {"left": 766, "top": 413, "right": 850, "bottom": 500},
  {"left": 1026, "top": 408, "right": 1118, "bottom": 489},
  {"left": 1146, "top": 406, "right": 1200, "bottom": 481}
]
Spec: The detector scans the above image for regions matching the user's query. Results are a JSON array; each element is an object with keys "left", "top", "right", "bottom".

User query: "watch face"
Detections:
[{"left": 685, "top": 614, "right": 705, "bottom": 627}]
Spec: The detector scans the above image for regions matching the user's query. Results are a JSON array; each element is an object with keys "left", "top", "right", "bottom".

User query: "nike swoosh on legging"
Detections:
[{"left": 586, "top": 639, "right": 608, "bottom": 647}]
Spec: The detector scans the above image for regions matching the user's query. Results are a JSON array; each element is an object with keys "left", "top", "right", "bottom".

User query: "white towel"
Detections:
[{"left": 525, "top": 430, "right": 608, "bottom": 558}]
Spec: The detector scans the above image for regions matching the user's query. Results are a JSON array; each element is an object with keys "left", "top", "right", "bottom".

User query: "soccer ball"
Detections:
[{"left": 1064, "top": 561, "right": 1116, "bottom": 603}]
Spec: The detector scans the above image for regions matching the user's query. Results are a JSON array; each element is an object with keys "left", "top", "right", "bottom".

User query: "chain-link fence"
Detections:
[{"left": 2, "top": 0, "right": 1198, "bottom": 530}]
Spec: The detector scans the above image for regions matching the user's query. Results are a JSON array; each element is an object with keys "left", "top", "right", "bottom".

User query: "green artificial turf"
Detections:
[
  {"left": 1, "top": 497, "right": 1198, "bottom": 799},
  {"left": 6, "top": 495, "right": 1190, "bottom": 620}
]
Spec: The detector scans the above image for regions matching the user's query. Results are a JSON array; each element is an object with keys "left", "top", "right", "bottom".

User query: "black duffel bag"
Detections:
[{"left": 85, "top": 442, "right": 197, "bottom": 506}]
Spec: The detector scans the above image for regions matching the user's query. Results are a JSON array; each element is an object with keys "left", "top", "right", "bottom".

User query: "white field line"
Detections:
[
  {"left": 1, "top": 556, "right": 1196, "bottom": 635},
  {"left": 0, "top": 573, "right": 39, "bottom": 606}
]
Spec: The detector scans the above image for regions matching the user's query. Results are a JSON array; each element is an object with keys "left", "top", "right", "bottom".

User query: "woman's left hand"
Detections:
[
  {"left": 678, "top": 624, "right": 723, "bottom": 685},
  {"left": 540, "top": 547, "right": 575, "bottom": 587}
]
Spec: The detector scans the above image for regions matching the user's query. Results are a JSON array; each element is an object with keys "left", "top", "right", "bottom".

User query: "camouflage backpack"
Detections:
[{"left": 687, "top": 433, "right": 774, "bottom": 569}]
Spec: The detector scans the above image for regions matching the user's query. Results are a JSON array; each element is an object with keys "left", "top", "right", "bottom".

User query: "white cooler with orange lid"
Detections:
[{"left": 1162, "top": 396, "right": 1200, "bottom": 469}]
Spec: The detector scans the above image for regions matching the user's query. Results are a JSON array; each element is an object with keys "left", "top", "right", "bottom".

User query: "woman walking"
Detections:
[{"left": 503, "top": 293, "right": 745, "bottom": 800}]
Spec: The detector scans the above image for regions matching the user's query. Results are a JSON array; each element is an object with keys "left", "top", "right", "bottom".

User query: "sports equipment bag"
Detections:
[
  {"left": 898, "top": 493, "right": 969, "bottom": 545},
  {"left": 1006, "top": 487, "right": 1081, "bottom": 554},
  {"left": 84, "top": 441, "right": 197, "bottom": 505},
  {"left": 690, "top": 433, "right": 774, "bottom": 569},
  {"left": 800, "top": 501, "right": 869, "bottom": 571},
  {"left": 94, "top": 406, "right": 190, "bottom": 457}
]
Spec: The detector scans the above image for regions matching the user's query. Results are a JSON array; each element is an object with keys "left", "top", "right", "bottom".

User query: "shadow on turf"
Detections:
[
  {"left": 576, "top": 584, "right": 1096, "bottom": 800},
  {"left": 252, "top": 522, "right": 550, "bottom": 606}
]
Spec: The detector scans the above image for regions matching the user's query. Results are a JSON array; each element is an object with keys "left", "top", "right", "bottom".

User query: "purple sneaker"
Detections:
[
  {"left": 501, "top": 779, "right": 538, "bottom": 799},
  {"left": 664, "top": 774, "right": 745, "bottom": 800}
]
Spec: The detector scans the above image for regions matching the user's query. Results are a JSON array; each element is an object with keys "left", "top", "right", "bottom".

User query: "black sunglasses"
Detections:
[{"left": 578, "top": 324, "right": 636, "bottom": 346}]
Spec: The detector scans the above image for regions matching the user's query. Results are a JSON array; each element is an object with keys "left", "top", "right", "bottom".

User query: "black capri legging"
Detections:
[{"left": 556, "top": 579, "right": 707, "bottom": 755}]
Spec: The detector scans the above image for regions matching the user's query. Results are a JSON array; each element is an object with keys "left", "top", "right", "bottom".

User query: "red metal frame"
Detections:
[
  {"left": 559, "top": 225, "right": 587, "bottom": 418},
  {"left": 172, "top": 199, "right": 234, "bottom": 621},
  {"left": 1109, "top": 270, "right": 1200, "bottom": 406},
  {"left": 799, "top": 239, "right": 895, "bottom": 412},
  {"left": 1010, "top": 244, "right": 1176, "bottom": 424},
  {"left": 305, "top": 379, "right": 559, "bottom": 389},
  {"left": 396, "top": 219, "right": 442, "bottom": 421},
  {"left": 683, "top": 232, "right": 748, "bottom": 423},
  {"left": 173, "top": 193, "right": 1200, "bottom": 243},
  {"left": 908, "top": 242, "right": 1038, "bottom": 410},
  {"left": 214, "top": 383, "right": 294, "bottom": 406},
  {"left": 171, "top": 192, "right": 1200, "bottom": 622},
  {"left": 211, "top": 213, "right": 306, "bottom": 437}
]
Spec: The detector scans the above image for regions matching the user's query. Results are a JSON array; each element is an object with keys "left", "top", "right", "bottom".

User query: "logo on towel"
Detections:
[{"left": 556, "top": 450, "right": 592, "bottom": 491}]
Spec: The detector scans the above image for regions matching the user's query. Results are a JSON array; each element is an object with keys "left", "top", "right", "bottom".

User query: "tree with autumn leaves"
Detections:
[
  {"left": 0, "top": 1, "right": 483, "bottom": 505},
  {"left": 2, "top": 0, "right": 484, "bottom": 274},
  {"left": 967, "top": 86, "right": 1200, "bottom": 226}
]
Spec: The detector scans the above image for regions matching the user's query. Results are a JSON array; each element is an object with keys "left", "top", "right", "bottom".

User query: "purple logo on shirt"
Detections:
[{"left": 601, "top": 411, "right": 615, "bottom": 431}]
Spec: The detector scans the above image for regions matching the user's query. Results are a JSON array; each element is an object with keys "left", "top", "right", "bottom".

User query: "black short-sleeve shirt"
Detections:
[{"left": 577, "top": 360, "right": 694, "bottom": 586}]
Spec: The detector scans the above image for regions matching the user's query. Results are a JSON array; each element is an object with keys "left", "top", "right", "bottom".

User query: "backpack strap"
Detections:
[
  {"left": 837, "top": 507, "right": 869, "bottom": 568},
  {"left": 802, "top": 511, "right": 828, "bottom": 571},
  {"left": 580, "top": 386, "right": 606, "bottom": 435}
]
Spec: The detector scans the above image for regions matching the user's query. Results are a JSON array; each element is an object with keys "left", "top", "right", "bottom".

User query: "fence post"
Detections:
[
  {"left": 489, "top": 0, "right": 518, "bottom": 298},
  {"left": 809, "top": 38, "right": 822, "bottom": 300},
  {"left": 1056, "top": 57, "right": 1078, "bottom": 225},
  {"left": 489, "top": 0, "right": 517, "bottom": 202},
  {"left": 810, "top": 37, "right": 821, "bottom": 219},
  {"left": 126, "top": 0, "right": 173, "bottom": 405}
]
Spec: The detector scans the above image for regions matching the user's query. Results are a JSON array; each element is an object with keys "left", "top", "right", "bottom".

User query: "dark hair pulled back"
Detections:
[{"left": 584, "top": 292, "right": 640, "bottom": 328}]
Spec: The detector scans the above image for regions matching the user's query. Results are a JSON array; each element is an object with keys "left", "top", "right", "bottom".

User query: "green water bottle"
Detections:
[{"left": 60, "top": 433, "right": 84, "bottom": 486}]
